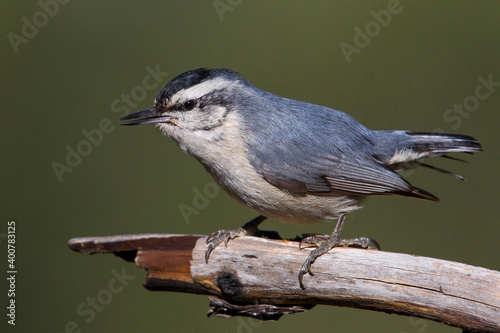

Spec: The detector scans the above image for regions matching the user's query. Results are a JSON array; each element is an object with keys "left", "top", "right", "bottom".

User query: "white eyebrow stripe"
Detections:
[{"left": 171, "top": 77, "right": 235, "bottom": 104}]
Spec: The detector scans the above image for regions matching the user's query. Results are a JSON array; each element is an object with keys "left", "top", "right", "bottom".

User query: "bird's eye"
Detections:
[{"left": 183, "top": 100, "right": 196, "bottom": 111}]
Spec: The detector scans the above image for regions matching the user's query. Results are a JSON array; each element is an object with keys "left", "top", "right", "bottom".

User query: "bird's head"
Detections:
[{"left": 120, "top": 68, "right": 249, "bottom": 141}]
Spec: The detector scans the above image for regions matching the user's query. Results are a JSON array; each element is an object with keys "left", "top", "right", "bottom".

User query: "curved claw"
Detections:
[
  {"left": 206, "top": 230, "right": 226, "bottom": 244},
  {"left": 298, "top": 270, "right": 306, "bottom": 290},
  {"left": 368, "top": 238, "right": 381, "bottom": 251},
  {"left": 205, "top": 242, "right": 215, "bottom": 264},
  {"left": 338, "top": 237, "right": 381, "bottom": 250},
  {"left": 205, "top": 216, "right": 269, "bottom": 264},
  {"left": 298, "top": 255, "right": 316, "bottom": 290},
  {"left": 299, "top": 237, "right": 315, "bottom": 250},
  {"left": 205, "top": 227, "right": 248, "bottom": 263},
  {"left": 205, "top": 230, "right": 229, "bottom": 263},
  {"left": 298, "top": 264, "right": 307, "bottom": 290},
  {"left": 299, "top": 238, "right": 308, "bottom": 250},
  {"left": 299, "top": 235, "right": 328, "bottom": 249}
]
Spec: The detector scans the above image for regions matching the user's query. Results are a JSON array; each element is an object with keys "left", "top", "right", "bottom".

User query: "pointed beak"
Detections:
[{"left": 119, "top": 108, "right": 173, "bottom": 126}]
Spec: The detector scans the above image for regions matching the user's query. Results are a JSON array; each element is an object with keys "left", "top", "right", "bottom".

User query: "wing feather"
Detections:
[{"left": 242, "top": 94, "right": 436, "bottom": 200}]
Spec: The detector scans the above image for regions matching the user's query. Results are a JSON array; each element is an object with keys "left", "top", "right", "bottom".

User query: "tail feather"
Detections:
[
  {"left": 416, "top": 161, "right": 467, "bottom": 181},
  {"left": 376, "top": 131, "right": 483, "bottom": 166},
  {"left": 441, "top": 154, "right": 468, "bottom": 163},
  {"left": 403, "top": 132, "right": 483, "bottom": 155},
  {"left": 374, "top": 130, "right": 482, "bottom": 201},
  {"left": 408, "top": 186, "right": 440, "bottom": 202}
]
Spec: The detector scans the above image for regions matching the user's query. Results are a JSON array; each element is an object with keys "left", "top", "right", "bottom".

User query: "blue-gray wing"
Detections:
[
  {"left": 249, "top": 143, "right": 414, "bottom": 196},
  {"left": 242, "top": 95, "right": 431, "bottom": 199}
]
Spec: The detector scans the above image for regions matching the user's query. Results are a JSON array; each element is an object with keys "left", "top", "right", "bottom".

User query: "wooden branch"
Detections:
[{"left": 68, "top": 234, "right": 500, "bottom": 332}]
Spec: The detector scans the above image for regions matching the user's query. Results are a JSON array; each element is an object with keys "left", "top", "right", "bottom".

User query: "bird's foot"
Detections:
[
  {"left": 205, "top": 215, "right": 279, "bottom": 263},
  {"left": 298, "top": 234, "right": 380, "bottom": 289},
  {"left": 205, "top": 227, "right": 247, "bottom": 263}
]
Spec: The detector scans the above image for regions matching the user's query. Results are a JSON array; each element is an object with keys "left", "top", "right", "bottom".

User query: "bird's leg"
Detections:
[
  {"left": 205, "top": 215, "right": 280, "bottom": 263},
  {"left": 298, "top": 214, "right": 380, "bottom": 289}
]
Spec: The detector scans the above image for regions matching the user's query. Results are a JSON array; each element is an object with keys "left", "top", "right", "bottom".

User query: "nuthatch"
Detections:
[{"left": 120, "top": 68, "right": 482, "bottom": 288}]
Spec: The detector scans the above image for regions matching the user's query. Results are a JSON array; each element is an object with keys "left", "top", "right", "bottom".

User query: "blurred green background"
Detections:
[{"left": 1, "top": 1, "right": 499, "bottom": 332}]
